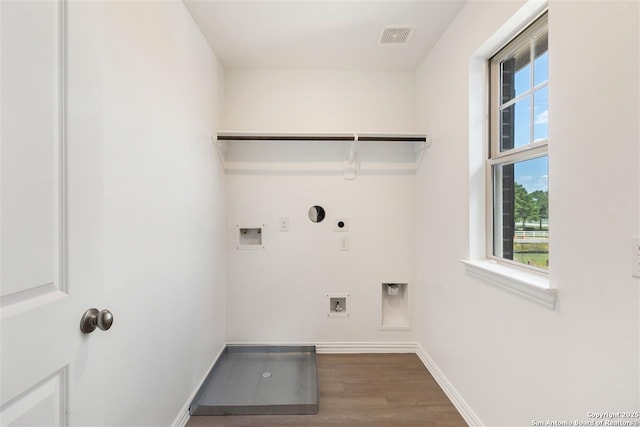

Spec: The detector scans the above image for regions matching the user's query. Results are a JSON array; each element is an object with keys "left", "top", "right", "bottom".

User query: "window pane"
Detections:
[
  {"left": 493, "top": 156, "right": 549, "bottom": 269},
  {"left": 500, "top": 96, "right": 530, "bottom": 151},
  {"left": 534, "top": 32, "right": 548, "bottom": 86},
  {"left": 534, "top": 86, "right": 548, "bottom": 141},
  {"left": 500, "top": 44, "right": 530, "bottom": 103}
]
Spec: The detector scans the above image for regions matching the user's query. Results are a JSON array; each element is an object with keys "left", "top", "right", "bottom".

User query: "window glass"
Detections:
[
  {"left": 533, "top": 86, "right": 548, "bottom": 141},
  {"left": 534, "top": 33, "right": 548, "bottom": 86},
  {"left": 493, "top": 156, "right": 549, "bottom": 269},
  {"left": 501, "top": 44, "right": 530, "bottom": 103},
  {"left": 490, "top": 12, "right": 548, "bottom": 271},
  {"left": 500, "top": 97, "right": 531, "bottom": 150}
]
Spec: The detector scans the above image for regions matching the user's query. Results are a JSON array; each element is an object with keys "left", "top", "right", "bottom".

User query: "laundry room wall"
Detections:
[{"left": 223, "top": 69, "right": 418, "bottom": 345}]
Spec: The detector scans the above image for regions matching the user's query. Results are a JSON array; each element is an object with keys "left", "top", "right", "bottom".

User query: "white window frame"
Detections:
[
  {"left": 461, "top": 9, "right": 556, "bottom": 310},
  {"left": 487, "top": 12, "right": 549, "bottom": 274}
]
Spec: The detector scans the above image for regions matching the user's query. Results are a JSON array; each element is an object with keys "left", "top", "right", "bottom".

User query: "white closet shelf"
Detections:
[{"left": 213, "top": 131, "right": 432, "bottom": 178}]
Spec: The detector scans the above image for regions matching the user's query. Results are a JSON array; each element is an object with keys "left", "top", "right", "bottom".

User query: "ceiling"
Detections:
[{"left": 183, "top": 0, "right": 466, "bottom": 71}]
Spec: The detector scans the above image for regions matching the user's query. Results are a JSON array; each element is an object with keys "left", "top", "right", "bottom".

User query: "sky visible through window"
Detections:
[{"left": 513, "top": 51, "right": 548, "bottom": 193}]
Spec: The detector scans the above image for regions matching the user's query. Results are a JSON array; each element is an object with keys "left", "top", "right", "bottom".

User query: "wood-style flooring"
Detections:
[{"left": 186, "top": 353, "right": 467, "bottom": 427}]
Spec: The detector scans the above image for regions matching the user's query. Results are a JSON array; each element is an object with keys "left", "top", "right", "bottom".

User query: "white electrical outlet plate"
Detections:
[
  {"left": 632, "top": 237, "right": 640, "bottom": 278},
  {"left": 335, "top": 218, "right": 349, "bottom": 232},
  {"left": 339, "top": 237, "right": 349, "bottom": 251},
  {"left": 279, "top": 217, "right": 289, "bottom": 232}
]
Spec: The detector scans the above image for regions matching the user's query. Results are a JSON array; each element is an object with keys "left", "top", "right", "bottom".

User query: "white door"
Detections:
[{"left": 1, "top": 1, "right": 107, "bottom": 425}]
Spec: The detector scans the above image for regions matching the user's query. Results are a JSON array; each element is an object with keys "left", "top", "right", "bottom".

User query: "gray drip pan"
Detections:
[{"left": 190, "top": 345, "right": 318, "bottom": 416}]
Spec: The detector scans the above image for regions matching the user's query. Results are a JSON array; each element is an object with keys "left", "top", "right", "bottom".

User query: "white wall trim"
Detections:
[
  {"left": 316, "top": 342, "right": 417, "bottom": 354},
  {"left": 461, "top": 259, "right": 556, "bottom": 309},
  {"left": 171, "top": 344, "right": 226, "bottom": 427},
  {"left": 225, "top": 341, "right": 419, "bottom": 354},
  {"left": 172, "top": 406, "right": 189, "bottom": 427},
  {"left": 415, "top": 343, "right": 483, "bottom": 427}
]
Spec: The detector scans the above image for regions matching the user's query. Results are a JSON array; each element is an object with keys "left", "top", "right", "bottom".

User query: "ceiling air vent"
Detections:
[{"left": 378, "top": 25, "right": 415, "bottom": 45}]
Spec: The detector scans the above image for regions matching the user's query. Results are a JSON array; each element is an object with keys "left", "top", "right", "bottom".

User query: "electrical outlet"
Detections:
[
  {"left": 339, "top": 237, "right": 349, "bottom": 251},
  {"left": 279, "top": 217, "right": 289, "bottom": 232}
]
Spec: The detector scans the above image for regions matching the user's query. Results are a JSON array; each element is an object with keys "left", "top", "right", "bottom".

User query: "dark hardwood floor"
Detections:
[{"left": 186, "top": 353, "right": 467, "bottom": 427}]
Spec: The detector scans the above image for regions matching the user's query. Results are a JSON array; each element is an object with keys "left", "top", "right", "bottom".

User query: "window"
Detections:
[{"left": 489, "top": 13, "right": 548, "bottom": 271}]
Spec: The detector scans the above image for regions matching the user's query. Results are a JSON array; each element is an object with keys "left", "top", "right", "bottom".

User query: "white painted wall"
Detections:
[
  {"left": 226, "top": 173, "right": 416, "bottom": 343},
  {"left": 415, "top": 1, "right": 639, "bottom": 425},
  {"left": 224, "top": 69, "right": 416, "bottom": 133},
  {"left": 89, "top": 2, "right": 227, "bottom": 425},
  {"left": 224, "top": 70, "right": 417, "bottom": 343}
]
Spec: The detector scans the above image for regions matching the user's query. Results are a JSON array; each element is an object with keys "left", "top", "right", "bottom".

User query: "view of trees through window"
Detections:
[
  {"left": 513, "top": 181, "right": 548, "bottom": 268},
  {"left": 494, "top": 156, "right": 548, "bottom": 269}
]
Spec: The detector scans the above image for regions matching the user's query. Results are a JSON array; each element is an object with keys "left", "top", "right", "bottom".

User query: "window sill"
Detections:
[{"left": 460, "top": 259, "right": 557, "bottom": 309}]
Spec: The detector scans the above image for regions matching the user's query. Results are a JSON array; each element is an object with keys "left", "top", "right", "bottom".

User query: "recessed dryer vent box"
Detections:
[{"left": 236, "top": 225, "right": 265, "bottom": 250}]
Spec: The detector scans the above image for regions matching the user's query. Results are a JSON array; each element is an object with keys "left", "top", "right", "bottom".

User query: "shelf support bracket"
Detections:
[
  {"left": 211, "top": 135, "right": 227, "bottom": 169},
  {"left": 415, "top": 135, "right": 432, "bottom": 170},
  {"left": 344, "top": 134, "right": 358, "bottom": 180}
]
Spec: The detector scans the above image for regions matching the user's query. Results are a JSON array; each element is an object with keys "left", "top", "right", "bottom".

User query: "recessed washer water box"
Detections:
[
  {"left": 190, "top": 346, "right": 318, "bottom": 416},
  {"left": 236, "top": 224, "right": 265, "bottom": 250},
  {"left": 327, "top": 294, "right": 349, "bottom": 318}
]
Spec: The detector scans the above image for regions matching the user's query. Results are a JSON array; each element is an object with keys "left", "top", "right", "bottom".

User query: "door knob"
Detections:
[{"left": 80, "top": 308, "right": 114, "bottom": 334}]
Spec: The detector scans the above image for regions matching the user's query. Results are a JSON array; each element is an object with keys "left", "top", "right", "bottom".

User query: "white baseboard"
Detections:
[
  {"left": 415, "top": 344, "right": 483, "bottom": 427},
  {"left": 315, "top": 341, "right": 418, "bottom": 353},
  {"left": 173, "top": 341, "right": 481, "bottom": 427},
  {"left": 172, "top": 407, "right": 189, "bottom": 427},
  {"left": 224, "top": 341, "right": 418, "bottom": 354},
  {"left": 171, "top": 344, "right": 227, "bottom": 427}
]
